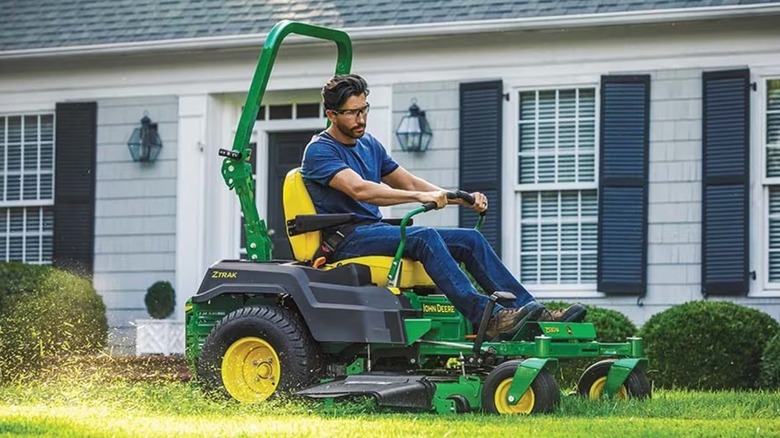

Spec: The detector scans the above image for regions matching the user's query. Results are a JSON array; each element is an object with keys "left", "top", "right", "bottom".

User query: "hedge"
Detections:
[
  {"left": 640, "top": 301, "right": 779, "bottom": 390},
  {"left": 0, "top": 262, "right": 108, "bottom": 383}
]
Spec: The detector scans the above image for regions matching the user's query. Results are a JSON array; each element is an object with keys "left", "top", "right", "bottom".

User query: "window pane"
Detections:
[
  {"left": 9, "top": 208, "right": 23, "bottom": 232},
  {"left": 9, "top": 236, "right": 22, "bottom": 261},
  {"left": 521, "top": 255, "right": 538, "bottom": 283},
  {"left": 40, "top": 115, "right": 53, "bottom": 142},
  {"left": 579, "top": 154, "right": 596, "bottom": 182},
  {"left": 579, "top": 89, "right": 596, "bottom": 118},
  {"left": 538, "top": 91, "right": 555, "bottom": 119},
  {"left": 268, "top": 104, "right": 292, "bottom": 120},
  {"left": 520, "top": 92, "right": 536, "bottom": 120},
  {"left": 559, "top": 121, "right": 576, "bottom": 151},
  {"left": 23, "top": 174, "right": 37, "bottom": 200},
  {"left": 521, "top": 223, "right": 537, "bottom": 252},
  {"left": 559, "top": 89, "right": 576, "bottom": 119},
  {"left": 559, "top": 154, "right": 576, "bottom": 182},
  {"left": 296, "top": 103, "right": 320, "bottom": 119},
  {"left": 519, "top": 123, "right": 535, "bottom": 153},
  {"left": 7, "top": 116, "right": 21, "bottom": 144},
  {"left": 521, "top": 193, "right": 538, "bottom": 219}
]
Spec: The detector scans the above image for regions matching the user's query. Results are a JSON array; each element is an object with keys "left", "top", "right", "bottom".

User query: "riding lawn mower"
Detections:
[{"left": 184, "top": 20, "right": 651, "bottom": 415}]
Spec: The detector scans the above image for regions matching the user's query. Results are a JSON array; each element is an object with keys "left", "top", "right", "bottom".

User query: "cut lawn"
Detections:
[{"left": 0, "top": 356, "right": 779, "bottom": 437}]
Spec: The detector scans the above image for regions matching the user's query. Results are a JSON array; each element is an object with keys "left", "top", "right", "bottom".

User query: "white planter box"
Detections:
[{"left": 135, "top": 319, "right": 185, "bottom": 356}]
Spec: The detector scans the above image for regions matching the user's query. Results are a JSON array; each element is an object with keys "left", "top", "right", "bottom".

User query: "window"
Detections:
[
  {"left": 517, "top": 88, "right": 597, "bottom": 285},
  {"left": 0, "top": 114, "right": 55, "bottom": 264},
  {"left": 766, "top": 79, "right": 780, "bottom": 285}
]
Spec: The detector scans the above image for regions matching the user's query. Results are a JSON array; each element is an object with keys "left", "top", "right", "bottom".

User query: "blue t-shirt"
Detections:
[{"left": 301, "top": 131, "right": 399, "bottom": 222}]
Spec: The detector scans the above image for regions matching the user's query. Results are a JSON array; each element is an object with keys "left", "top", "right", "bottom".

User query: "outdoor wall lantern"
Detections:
[
  {"left": 395, "top": 99, "right": 432, "bottom": 152},
  {"left": 127, "top": 112, "right": 163, "bottom": 162}
]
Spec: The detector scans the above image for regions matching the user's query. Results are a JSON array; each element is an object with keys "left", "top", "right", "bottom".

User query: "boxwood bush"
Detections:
[
  {"left": 640, "top": 301, "right": 779, "bottom": 390},
  {"left": 759, "top": 334, "right": 780, "bottom": 389},
  {"left": 0, "top": 262, "right": 107, "bottom": 383},
  {"left": 542, "top": 301, "right": 638, "bottom": 389},
  {"left": 144, "top": 281, "right": 176, "bottom": 319}
]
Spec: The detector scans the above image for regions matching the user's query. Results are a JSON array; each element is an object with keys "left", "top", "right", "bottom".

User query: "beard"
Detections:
[{"left": 335, "top": 120, "right": 366, "bottom": 140}]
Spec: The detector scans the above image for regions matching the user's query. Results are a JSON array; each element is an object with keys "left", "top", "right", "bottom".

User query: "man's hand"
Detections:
[
  {"left": 419, "top": 190, "right": 448, "bottom": 209},
  {"left": 468, "top": 191, "right": 488, "bottom": 213}
]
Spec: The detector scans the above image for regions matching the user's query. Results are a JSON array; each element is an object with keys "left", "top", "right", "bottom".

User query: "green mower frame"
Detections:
[{"left": 185, "top": 20, "right": 651, "bottom": 415}]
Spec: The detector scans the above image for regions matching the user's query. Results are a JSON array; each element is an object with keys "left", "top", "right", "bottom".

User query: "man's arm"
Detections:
[
  {"left": 382, "top": 166, "right": 488, "bottom": 212},
  {"left": 330, "top": 168, "right": 447, "bottom": 208},
  {"left": 382, "top": 165, "right": 443, "bottom": 192}
]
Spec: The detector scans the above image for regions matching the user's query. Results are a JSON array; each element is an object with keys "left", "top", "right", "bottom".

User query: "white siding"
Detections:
[
  {"left": 390, "top": 81, "right": 461, "bottom": 227},
  {"left": 94, "top": 96, "right": 178, "bottom": 353}
]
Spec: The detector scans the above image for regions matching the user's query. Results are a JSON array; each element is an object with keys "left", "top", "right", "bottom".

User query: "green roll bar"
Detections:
[{"left": 219, "top": 21, "right": 353, "bottom": 261}]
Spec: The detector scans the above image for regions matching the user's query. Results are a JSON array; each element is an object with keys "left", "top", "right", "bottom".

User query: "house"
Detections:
[{"left": 2, "top": 0, "right": 779, "bottom": 353}]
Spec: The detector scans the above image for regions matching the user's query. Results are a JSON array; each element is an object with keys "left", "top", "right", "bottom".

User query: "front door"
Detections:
[{"left": 267, "top": 130, "right": 320, "bottom": 260}]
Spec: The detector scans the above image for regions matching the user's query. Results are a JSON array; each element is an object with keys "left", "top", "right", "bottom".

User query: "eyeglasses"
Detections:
[{"left": 332, "top": 103, "right": 370, "bottom": 118}]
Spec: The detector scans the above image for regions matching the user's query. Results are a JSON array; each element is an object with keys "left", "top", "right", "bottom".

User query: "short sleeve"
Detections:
[
  {"left": 378, "top": 139, "right": 399, "bottom": 177},
  {"left": 302, "top": 142, "right": 349, "bottom": 186}
]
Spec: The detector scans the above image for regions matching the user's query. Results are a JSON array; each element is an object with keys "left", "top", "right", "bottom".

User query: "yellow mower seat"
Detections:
[{"left": 283, "top": 168, "right": 434, "bottom": 289}]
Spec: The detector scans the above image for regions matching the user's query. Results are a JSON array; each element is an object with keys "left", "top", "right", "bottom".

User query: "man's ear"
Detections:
[{"left": 325, "top": 109, "right": 338, "bottom": 124}]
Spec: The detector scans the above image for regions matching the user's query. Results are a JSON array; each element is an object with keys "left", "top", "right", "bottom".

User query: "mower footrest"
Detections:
[{"left": 295, "top": 374, "right": 435, "bottom": 410}]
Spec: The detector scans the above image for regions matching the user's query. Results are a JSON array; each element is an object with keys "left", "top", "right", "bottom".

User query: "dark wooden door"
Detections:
[{"left": 267, "top": 130, "right": 320, "bottom": 259}]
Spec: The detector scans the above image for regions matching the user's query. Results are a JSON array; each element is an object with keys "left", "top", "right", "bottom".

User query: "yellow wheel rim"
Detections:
[
  {"left": 494, "top": 378, "right": 535, "bottom": 415},
  {"left": 588, "top": 376, "right": 628, "bottom": 401},
  {"left": 221, "top": 337, "right": 281, "bottom": 404}
]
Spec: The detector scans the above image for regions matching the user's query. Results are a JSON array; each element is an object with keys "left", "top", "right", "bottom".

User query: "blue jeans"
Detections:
[{"left": 333, "top": 223, "right": 536, "bottom": 325}]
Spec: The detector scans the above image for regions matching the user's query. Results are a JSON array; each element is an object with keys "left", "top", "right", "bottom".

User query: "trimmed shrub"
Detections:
[
  {"left": 541, "top": 301, "right": 638, "bottom": 389},
  {"left": 759, "top": 334, "right": 780, "bottom": 389},
  {"left": 0, "top": 262, "right": 108, "bottom": 383},
  {"left": 144, "top": 281, "right": 176, "bottom": 319},
  {"left": 640, "top": 301, "right": 779, "bottom": 390}
]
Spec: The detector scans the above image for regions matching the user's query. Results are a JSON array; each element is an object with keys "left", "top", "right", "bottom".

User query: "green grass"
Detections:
[{"left": 0, "top": 359, "right": 779, "bottom": 437}]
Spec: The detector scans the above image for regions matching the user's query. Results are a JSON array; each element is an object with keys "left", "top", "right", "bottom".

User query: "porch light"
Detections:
[
  {"left": 395, "top": 99, "right": 432, "bottom": 152},
  {"left": 127, "top": 113, "right": 163, "bottom": 162}
]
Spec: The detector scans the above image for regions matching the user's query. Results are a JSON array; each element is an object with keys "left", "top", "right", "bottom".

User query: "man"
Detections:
[{"left": 302, "top": 74, "right": 585, "bottom": 340}]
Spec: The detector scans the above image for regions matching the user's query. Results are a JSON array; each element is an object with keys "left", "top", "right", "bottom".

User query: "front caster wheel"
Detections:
[
  {"left": 577, "top": 359, "right": 652, "bottom": 400},
  {"left": 482, "top": 360, "right": 560, "bottom": 415}
]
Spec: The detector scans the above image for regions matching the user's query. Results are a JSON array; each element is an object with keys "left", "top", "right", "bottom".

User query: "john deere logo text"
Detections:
[
  {"left": 211, "top": 271, "right": 238, "bottom": 279},
  {"left": 423, "top": 304, "right": 456, "bottom": 314}
]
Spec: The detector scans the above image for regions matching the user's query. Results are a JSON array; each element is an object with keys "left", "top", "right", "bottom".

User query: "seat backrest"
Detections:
[{"left": 283, "top": 167, "right": 320, "bottom": 261}]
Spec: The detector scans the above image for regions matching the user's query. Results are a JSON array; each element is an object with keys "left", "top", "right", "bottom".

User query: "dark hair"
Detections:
[{"left": 322, "top": 74, "right": 369, "bottom": 110}]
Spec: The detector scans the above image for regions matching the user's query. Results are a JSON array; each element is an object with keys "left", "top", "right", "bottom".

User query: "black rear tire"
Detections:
[
  {"left": 196, "top": 305, "right": 321, "bottom": 403},
  {"left": 577, "top": 359, "right": 651, "bottom": 400},
  {"left": 482, "top": 360, "right": 560, "bottom": 415}
]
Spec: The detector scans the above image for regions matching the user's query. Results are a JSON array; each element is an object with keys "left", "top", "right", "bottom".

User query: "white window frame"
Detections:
[
  {"left": 0, "top": 111, "right": 56, "bottom": 264},
  {"left": 750, "top": 73, "right": 780, "bottom": 297},
  {"left": 505, "top": 81, "right": 604, "bottom": 298}
]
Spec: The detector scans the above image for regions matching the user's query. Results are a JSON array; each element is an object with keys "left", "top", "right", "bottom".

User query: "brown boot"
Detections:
[
  {"left": 538, "top": 304, "right": 587, "bottom": 322},
  {"left": 485, "top": 301, "right": 544, "bottom": 340}
]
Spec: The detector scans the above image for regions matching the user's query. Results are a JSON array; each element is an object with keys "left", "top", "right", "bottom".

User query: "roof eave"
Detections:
[{"left": 2, "top": 3, "right": 779, "bottom": 60}]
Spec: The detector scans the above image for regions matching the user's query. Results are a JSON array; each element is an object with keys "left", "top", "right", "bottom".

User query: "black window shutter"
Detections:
[
  {"left": 702, "top": 69, "right": 750, "bottom": 296},
  {"left": 459, "top": 81, "right": 503, "bottom": 256},
  {"left": 598, "top": 75, "right": 650, "bottom": 295},
  {"left": 54, "top": 102, "right": 97, "bottom": 276}
]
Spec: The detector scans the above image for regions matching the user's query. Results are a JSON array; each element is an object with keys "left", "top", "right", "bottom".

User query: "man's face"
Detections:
[{"left": 330, "top": 94, "right": 369, "bottom": 140}]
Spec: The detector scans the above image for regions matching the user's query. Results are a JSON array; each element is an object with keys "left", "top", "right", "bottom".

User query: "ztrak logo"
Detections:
[
  {"left": 211, "top": 270, "right": 238, "bottom": 279},
  {"left": 422, "top": 303, "right": 456, "bottom": 314},
  {"left": 544, "top": 326, "right": 560, "bottom": 334}
]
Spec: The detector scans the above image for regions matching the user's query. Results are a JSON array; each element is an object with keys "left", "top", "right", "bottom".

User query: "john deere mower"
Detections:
[{"left": 185, "top": 21, "right": 651, "bottom": 415}]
